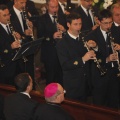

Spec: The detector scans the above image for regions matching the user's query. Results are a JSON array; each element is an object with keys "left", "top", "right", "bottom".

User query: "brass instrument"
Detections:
[
  {"left": 80, "top": 32, "right": 106, "bottom": 76},
  {"left": 108, "top": 30, "right": 120, "bottom": 77},
  {"left": 22, "top": 8, "right": 34, "bottom": 40}
]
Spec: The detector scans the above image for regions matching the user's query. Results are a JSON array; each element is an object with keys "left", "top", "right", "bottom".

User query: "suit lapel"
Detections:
[
  {"left": 0, "top": 25, "right": 13, "bottom": 42},
  {"left": 10, "top": 9, "right": 23, "bottom": 34}
]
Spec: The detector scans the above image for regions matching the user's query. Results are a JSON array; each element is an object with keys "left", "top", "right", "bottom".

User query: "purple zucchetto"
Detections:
[{"left": 44, "top": 83, "right": 58, "bottom": 98}]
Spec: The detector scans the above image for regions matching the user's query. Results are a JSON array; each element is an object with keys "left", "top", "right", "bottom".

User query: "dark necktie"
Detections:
[
  {"left": 20, "top": 12, "right": 27, "bottom": 30},
  {"left": 106, "top": 32, "right": 111, "bottom": 57},
  {"left": 52, "top": 15, "right": 57, "bottom": 31},
  {"left": 6, "top": 25, "right": 14, "bottom": 39},
  {"left": 6, "top": 25, "right": 11, "bottom": 35},
  {"left": 87, "top": 9, "right": 93, "bottom": 28},
  {"left": 76, "top": 37, "right": 79, "bottom": 41}
]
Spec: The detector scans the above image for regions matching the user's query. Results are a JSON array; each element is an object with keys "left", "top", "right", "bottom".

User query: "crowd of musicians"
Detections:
[{"left": 0, "top": 0, "right": 120, "bottom": 109}]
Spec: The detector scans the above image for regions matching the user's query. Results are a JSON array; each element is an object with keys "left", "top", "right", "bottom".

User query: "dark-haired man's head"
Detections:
[
  {"left": 98, "top": 9, "right": 113, "bottom": 32},
  {"left": 0, "top": 4, "right": 10, "bottom": 25},
  {"left": 66, "top": 12, "right": 82, "bottom": 37},
  {"left": 14, "top": 73, "right": 33, "bottom": 93}
]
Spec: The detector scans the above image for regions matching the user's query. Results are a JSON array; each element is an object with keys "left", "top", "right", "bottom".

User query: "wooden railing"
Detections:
[{"left": 0, "top": 84, "right": 120, "bottom": 120}]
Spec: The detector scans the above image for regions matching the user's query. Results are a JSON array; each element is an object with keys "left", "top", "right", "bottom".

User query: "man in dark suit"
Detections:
[
  {"left": 58, "top": 0, "right": 75, "bottom": 15},
  {"left": 111, "top": 3, "right": 120, "bottom": 45},
  {"left": 7, "top": 0, "right": 39, "bottom": 26},
  {"left": 111, "top": 3, "right": 120, "bottom": 108},
  {"left": 56, "top": 13, "right": 96, "bottom": 101},
  {"left": 9, "top": 0, "right": 35, "bottom": 88},
  {"left": 34, "top": 83, "right": 74, "bottom": 120},
  {"left": 4, "top": 73, "right": 38, "bottom": 120},
  {"left": 73, "top": 0, "right": 99, "bottom": 34},
  {"left": 0, "top": 4, "right": 21, "bottom": 85},
  {"left": 37, "top": 0, "right": 67, "bottom": 85},
  {"left": 86, "top": 9, "right": 119, "bottom": 109}
]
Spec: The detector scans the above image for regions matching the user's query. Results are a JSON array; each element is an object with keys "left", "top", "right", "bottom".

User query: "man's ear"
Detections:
[{"left": 67, "top": 22, "right": 70, "bottom": 28}]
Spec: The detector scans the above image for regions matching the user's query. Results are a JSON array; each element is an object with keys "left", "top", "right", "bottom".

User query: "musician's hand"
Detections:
[
  {"left": 87, "top": 40, "right": 97, "bottom": 48},
  {"left": 53, "top": 31, "right": 62, "bottom": 39},
  {"left": 106, "top": 53, "right": 118, "bottom": 62},
  {"left": 24, "top": 29, "right": 33, "bottom": 36},
  {"left": 92, "top": 24, "right": 99, "bottom": 30},
  {"left": 27, "top": 20, "right": 33, "bottom": 29},
  {"left": 14, "top": 32, "right": 21, "bottom": 40},
  {"left": 57, "top": 24, "right": 66, "bottom": 33},
  {"left": 64, "top": 11, "right": 70, "bottom": 15},
  {"left": 114, "top": 43, "right": 120, "bottom": 51},
  {"left": 11, "top": 41, "right": 21, "bottom": 49},
  {"left": 82, "top": 50, "right": 96, "bottom": 62}
]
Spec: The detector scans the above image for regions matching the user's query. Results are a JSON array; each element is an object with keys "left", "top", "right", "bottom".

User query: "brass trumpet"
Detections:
[{"left": 80, "top": 32, "right": 106, "bottom": 76}]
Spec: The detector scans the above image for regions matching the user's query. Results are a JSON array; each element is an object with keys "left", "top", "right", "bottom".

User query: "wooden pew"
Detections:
[{"left": 0, "top": 84, "right": 120, "bottom": 120}]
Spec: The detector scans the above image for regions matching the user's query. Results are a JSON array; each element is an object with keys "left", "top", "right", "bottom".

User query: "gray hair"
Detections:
[{"left": 111, "top": 3, "right": 120, "bottom": 14}]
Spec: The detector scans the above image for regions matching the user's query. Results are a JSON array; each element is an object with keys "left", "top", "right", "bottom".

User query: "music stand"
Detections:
[
  {"left": 12, "top": 37, "right": 44, "bottom": 61},
  {"left": 12, "top": 37, "right": 44, "bottom": 90}
]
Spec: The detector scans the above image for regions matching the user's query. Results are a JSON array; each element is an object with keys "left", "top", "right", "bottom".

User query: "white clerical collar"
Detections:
[
  {"left": 67, "top": 31, "right": 79, "bottom": 40},
  {"left": 21, "top": 92, "right": 31, "bottom": 98}
]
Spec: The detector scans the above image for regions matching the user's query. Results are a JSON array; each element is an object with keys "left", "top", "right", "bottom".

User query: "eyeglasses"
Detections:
[
  {"left": 59, "top": 90, "right": 66, "bottom": 94},
  {"left": 101, "top": 21, "right": 113, "bottom": 25},
  {"left": 61, "top": 90, "right": 66, "bottom": 94}
]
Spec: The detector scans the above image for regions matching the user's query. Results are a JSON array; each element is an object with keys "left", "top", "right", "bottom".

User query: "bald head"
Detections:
[
  {"left": 46, "top": 0, "right": 59, "bottom": 15},
  {"left": 14, "top": 0, "right": 27, "bottom": 11}
]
